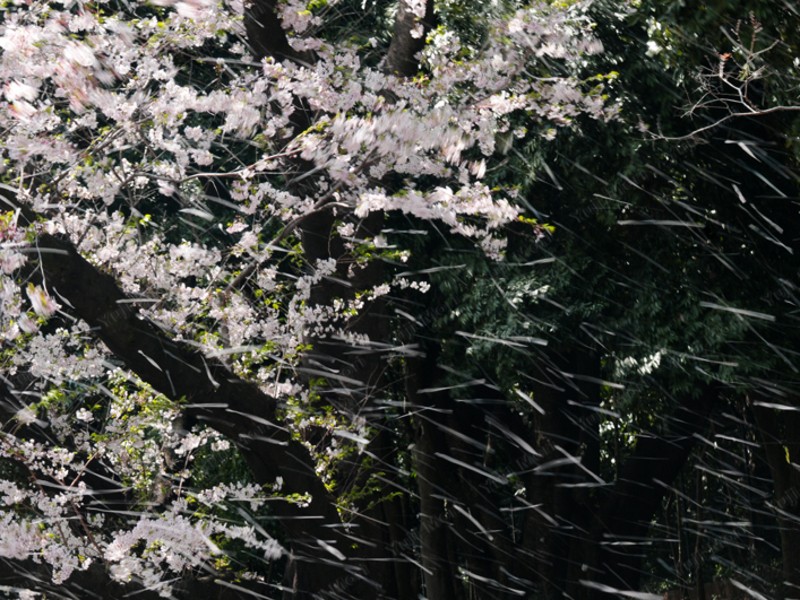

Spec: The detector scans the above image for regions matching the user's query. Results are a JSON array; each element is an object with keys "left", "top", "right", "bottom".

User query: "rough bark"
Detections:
[
  {"left": 385, "top": 0, "right": 436, "bottom": 77},
  {"left": 244, "top": 0, "right": 313, "bottom": 64}
]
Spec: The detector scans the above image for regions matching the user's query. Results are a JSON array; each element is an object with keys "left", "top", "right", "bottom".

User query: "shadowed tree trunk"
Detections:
[{"left": 751, "top": 398, "right": 800, "bottom": 596}]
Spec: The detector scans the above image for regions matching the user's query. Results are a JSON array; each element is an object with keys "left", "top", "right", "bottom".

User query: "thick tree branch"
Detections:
[
  {"left": 385, "top": 0, "right": 435, "bottom": 76},
  {"left": 244, "top": 0, "right": 313, "bottom": 64},
  {"left": 20, "top": 231, "right": 348, "bottom": 596}
]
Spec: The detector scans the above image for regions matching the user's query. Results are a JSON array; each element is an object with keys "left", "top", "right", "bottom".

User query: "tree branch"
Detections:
[
  {"left": 21, "top": 231, "right": 348, "bottom": 596},
  {"left": 385, "top": 0, "right": 435, "bottom": 76},
  {"left": 244, "top": 0, "right": 313, "bottom": 64},
  {"left": 654, "top": 105, "right": 800, "bottom": 142}
]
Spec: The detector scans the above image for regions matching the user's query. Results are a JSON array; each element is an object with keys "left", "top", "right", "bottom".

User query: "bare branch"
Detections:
[{"left": 654, "top": 105, "right": 800, "bottom": 141}]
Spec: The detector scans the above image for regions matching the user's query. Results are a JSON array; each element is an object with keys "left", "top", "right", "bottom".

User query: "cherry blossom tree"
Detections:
[{"left": 0, "top": 0, "right": 618, "bottom": 598}]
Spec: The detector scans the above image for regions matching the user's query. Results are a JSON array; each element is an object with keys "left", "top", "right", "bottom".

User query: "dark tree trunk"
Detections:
[{"left": 751, "top": 398, "right": 800, "bottom": 595}]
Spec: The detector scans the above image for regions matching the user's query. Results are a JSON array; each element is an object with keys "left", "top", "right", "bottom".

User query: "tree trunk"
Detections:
[
  {"left": 751, "top": 398, "right": 800, "bottom": 596},
  {"left": 406, "top": 354, "right": 460, "bottom": 600}
]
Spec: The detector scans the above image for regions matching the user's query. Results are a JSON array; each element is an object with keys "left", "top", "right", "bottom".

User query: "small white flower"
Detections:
[
  {"left": 5, "top": 81, "right": 37, "bottom": 102},
  {"left": 75, "top": 408, "right": 94, "bottom": 423},
  {"left": 10, "top": 101, "right": 36, "bottom": 120},
  {"left": 64, "top": 42, "right": 98, "bottom": 68},
  {"left": 225, "top": 221, "right": 248, "bottom": 234},
  {"left": 18, "top": 314, "right": 38, "bottom": 334},
  {"left": 211, "top": 439, "right": 231, "bottom": 452},
  {"left": 15, "top": 406, "right": 37, "bottom": 425},
  {"left": 26, "top": 284, "right": 59, "bottom": 317},
  {"left": 646, "top": 40, "right": 662, "bottom": 56}
]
